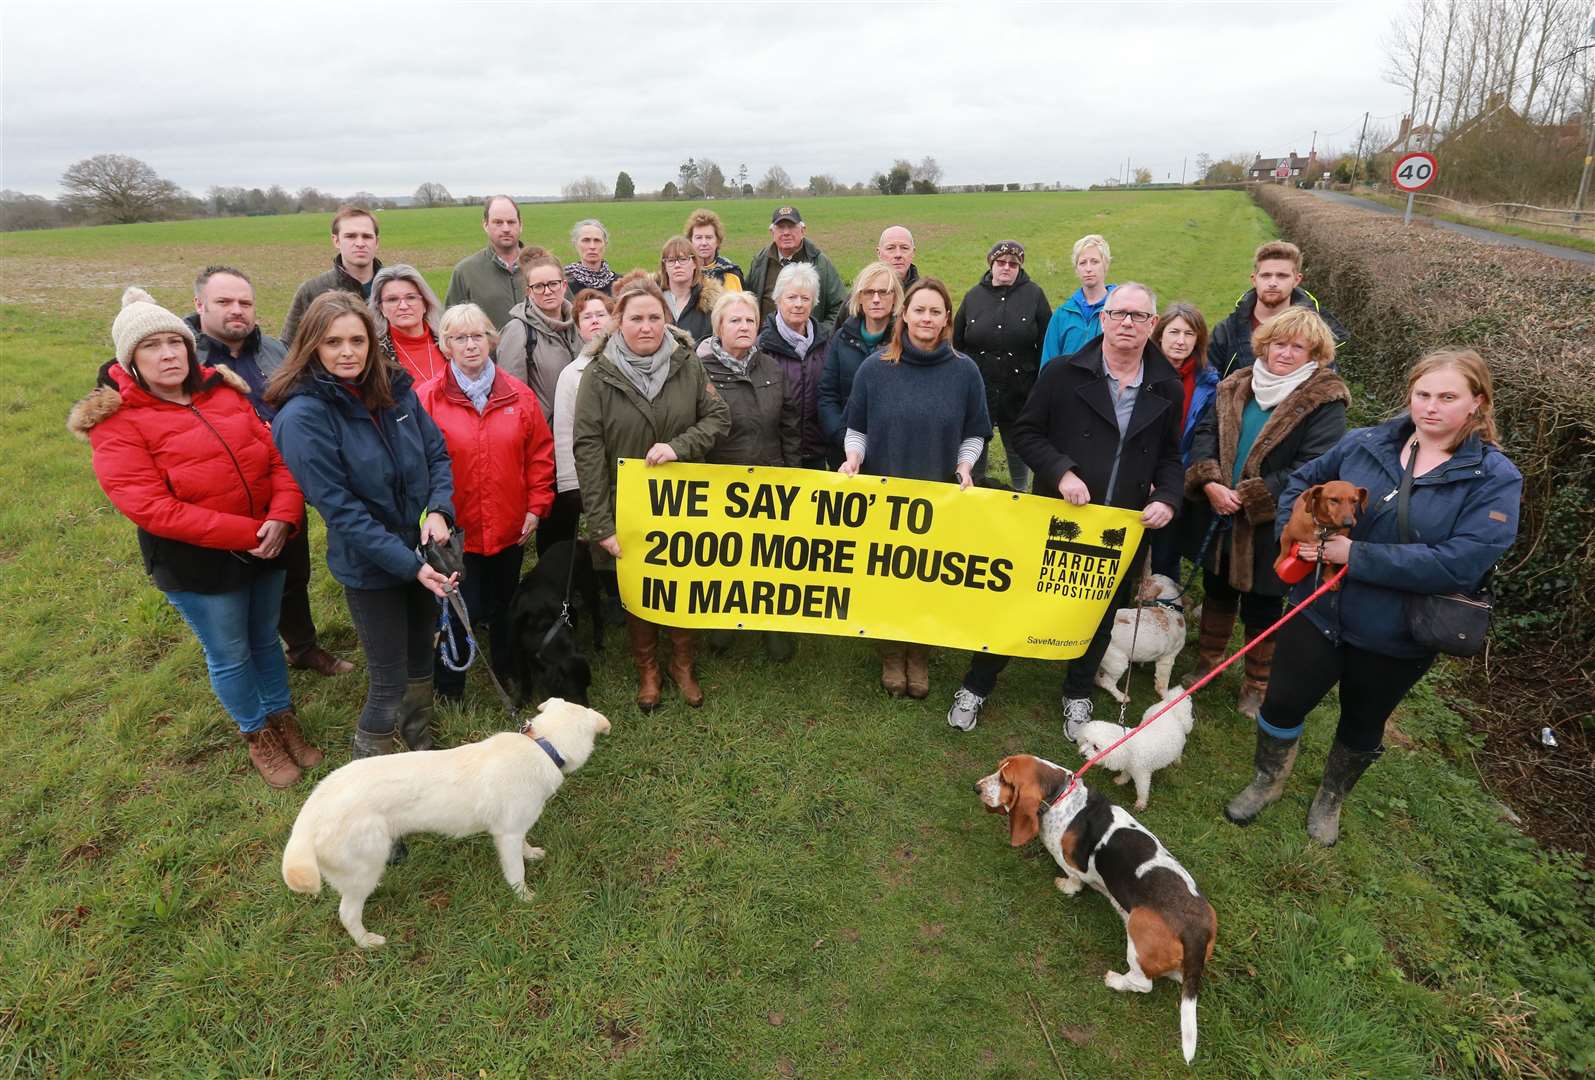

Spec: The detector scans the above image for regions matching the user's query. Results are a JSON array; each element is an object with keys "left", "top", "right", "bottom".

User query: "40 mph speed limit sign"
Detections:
[{"left": 1391, "top": 151, "right": 1437, "bottom": 192}]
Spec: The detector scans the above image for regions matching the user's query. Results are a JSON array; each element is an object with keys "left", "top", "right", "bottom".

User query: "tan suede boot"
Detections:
[
  {"left": 905, "top": 645, "right": 931, "bottom": 700},
  {"left": 878, "top": 642, "right": 908, "bottom": 697},
  {"left": 666, "top": 628, "right": 704, "bottom": 707}
]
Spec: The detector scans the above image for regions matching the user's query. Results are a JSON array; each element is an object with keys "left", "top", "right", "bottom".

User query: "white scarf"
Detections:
[
  {"left": 775, "top": 314, "right": 814, "bottom": 361},
  {"left": 1250, "top": 359, "right": 1317, "bottom": 410}
]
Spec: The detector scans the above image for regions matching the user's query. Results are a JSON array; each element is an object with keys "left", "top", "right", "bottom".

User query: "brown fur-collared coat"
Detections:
[{"left": 1183, "top": 367, "right": 1349, "bottom": 595}]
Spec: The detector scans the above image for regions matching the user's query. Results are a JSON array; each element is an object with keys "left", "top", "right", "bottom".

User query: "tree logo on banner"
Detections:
[{"left": 1038, "top": 514, "right": 1125, "bottom": 602}]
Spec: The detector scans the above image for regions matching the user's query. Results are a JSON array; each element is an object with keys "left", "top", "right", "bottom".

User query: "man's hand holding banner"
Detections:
[{"left": 614, "top": 461, "right": 1144, "bottom": 660}]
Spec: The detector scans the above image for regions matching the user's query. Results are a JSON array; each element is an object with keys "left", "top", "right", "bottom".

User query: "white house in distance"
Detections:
[{"left": 1247, "top": 150, "right": 1316, "bottom": 182}]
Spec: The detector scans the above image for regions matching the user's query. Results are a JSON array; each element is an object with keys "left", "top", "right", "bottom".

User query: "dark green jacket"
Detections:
[
  {"left": 571, "top": 328, "right": 731, "bottom": 546},
  {"left": 744, "top": 238, "right": 847, "bottom": 332},
  {"left": 281, "top": 255, "right": 382, "bottom": 347},
  {"left": 445, "top": 246, "right": 526, "bottom": 331}
]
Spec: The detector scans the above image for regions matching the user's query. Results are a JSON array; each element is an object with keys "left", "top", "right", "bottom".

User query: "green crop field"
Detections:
[{"left": 2, "top": 191, "right": 1591, "bottom": 1078}]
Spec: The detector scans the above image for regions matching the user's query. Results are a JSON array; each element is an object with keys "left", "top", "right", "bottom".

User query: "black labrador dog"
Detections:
[{"left": 507, "top": 539, "right": 602, "bottom": 707}]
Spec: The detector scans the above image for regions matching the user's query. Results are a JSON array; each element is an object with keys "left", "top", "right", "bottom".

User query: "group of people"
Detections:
[{"left": 72, "top": 196, "right": 1521, "bottom": 847}]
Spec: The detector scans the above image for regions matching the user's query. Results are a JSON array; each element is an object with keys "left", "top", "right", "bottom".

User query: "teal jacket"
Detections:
[{"left": 1039, "top": 284, "right": 1116, "bottom": 368}]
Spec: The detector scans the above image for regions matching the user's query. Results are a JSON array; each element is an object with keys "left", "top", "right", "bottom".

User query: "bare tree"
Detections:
[
  {"left": 60, "top": 154, "right": 182, "bottom": 224},
  {"left": 700, "top": 159, "right": 727, "bottom": 198},
  {"left": 912, "top": 156, "right": 943, "bottom": 186},
  {"left": 561, "top": 176, "right": 611, "bottom": 201},
  {"left": 807, "top": 174, "right": 841, "bottom": 197},
  {"left": 1384, "top": 0, "right": 1434, "bottom": 148},
  {"left": 757, "top": 165, "right": 793, "bottom": 197},
  {"left": 1133, "top": 167, "right": 1153, "bottom": 185},
  {"left": 413, "top": 182, "right": 453, "bottom": 207}
]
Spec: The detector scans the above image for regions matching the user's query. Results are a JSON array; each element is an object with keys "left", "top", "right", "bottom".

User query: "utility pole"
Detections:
[
  {"left": 1574, "top": 118, "right": 1594, "bottom": 224},
  {"left": 1352, "top": 111, "right": 1370, "bottom": 188},
  {"left": 1181, "top": 156, "right": 1187, "bottom": 185}
]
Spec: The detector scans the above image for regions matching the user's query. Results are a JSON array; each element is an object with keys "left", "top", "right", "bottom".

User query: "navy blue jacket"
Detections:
[
  {"left": 817, "top": 314, "right": 887, "bottom": 450},
  {"left": 1277, "top": 416, "right": 1521, "bottom": 657},
  {"left": 272, "top": 367, "right": 455, "bottom": 590}
]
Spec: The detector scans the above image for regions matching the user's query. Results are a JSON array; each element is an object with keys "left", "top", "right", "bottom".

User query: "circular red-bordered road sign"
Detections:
[{"left": 1391, "top": 151, "right": 1438, "bottom": 192}]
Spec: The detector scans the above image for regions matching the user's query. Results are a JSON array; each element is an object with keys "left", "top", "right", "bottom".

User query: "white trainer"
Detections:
[{"left": 947, "top": 687, "right": 985, "bottom": 731}]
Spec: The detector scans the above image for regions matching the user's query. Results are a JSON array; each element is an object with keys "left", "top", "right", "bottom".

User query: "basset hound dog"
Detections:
[{"left": 976, "top": 754, "right": 1217, "bottom": 1064}]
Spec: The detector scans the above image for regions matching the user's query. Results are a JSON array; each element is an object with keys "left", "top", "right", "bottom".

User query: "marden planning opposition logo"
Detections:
[{"left": 1035, "top": 515, "right": 1125, "bottom": 600}]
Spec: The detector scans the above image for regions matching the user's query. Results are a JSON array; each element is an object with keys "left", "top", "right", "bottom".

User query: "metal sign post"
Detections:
[{"left": 1391, "top": 151, "right": 1438, "bottom": 224}]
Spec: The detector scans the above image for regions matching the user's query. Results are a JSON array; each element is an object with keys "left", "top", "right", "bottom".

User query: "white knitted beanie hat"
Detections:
[{"left": 112, "top": 287, "right": 195, "bottom": 370}]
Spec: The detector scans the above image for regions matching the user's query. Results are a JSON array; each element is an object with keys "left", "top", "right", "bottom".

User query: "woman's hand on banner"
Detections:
[
  {"left": 955, "top": 462, "right": 974, "bottom": 490},
  {"left": 1058, "top": 470, "right": 1090, "bottom": 505},
  {"left": 1141, "top": 501, "right": 1174, "bottom": 528},
  {"left": 644, "top": 443, "right": 678, "bottom": 466},
  {"left": 599, "top": 534, "right": 622, "bottom": 558},
  {"left": 838, "top": 456, "right": 862, "bottom": 477}
]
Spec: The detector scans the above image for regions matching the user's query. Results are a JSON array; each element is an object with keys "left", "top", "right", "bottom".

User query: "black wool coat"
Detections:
[
  {"left": 953, "top": 269, "right": 1052, "bottom": 426},
  {"left": 1009, "top": 339, "right": 1185, "bottom": 511}
]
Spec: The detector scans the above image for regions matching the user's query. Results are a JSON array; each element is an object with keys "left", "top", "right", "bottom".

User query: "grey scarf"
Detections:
[
  {"left": 452, "top": 360, "right": 496, "bottom": 414},
  {"left": 707, "top": 336, "right": 752, "bottom": 378},
  {"left": 604, "top": 331, "right": 674, "bottom": 402},
  {"left": 774, "top": 314, "right": 814, "bottom": 361}
]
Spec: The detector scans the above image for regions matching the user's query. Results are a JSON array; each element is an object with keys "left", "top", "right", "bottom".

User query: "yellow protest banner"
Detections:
[{"left": 614, "top": 461, "right": 1144, "bottom": 660}]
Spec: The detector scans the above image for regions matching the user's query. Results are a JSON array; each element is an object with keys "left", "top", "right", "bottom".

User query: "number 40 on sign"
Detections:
[{"left": 1392, "top": 151, "right": 1438, "bottom": 224}]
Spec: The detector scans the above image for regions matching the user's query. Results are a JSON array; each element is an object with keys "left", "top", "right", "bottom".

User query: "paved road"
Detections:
[{"left": 1308, "top": 188, "right": 1595, "bottom": 267}]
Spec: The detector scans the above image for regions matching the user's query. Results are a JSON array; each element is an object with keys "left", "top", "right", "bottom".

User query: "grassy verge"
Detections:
[
  {"left": 3, "top": 192, "right": 1592, "bottom": 1076},
  {"left": 1357, "top": 191, "right": 1595, "bottom": 255}
]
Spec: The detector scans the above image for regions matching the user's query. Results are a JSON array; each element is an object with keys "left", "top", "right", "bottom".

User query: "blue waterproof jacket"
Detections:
[
  {"left": 1039, "top": 284, "right": 1115, "bottom": 368},
  {"left": 272, "top": 367, "right": 455, "bottom": 589},
  {"left": 1277, "top": 415, "right": 1520, "bottom": 658},
  {"left": 1179, "top": 363, "right": 1220, "bottom": 462}
]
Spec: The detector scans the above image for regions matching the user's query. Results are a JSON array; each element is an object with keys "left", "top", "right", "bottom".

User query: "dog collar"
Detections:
[
  {"left": 1151, "top": 596, "right": 1184, "bottom": 612},
  {"left": 522, "top": 729, "right": 566, "bottom": 770}
]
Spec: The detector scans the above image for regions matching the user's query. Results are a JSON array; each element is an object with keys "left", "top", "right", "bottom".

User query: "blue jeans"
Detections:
[{"left": 164, "top": 569, "right": 292, "bottom": 733}]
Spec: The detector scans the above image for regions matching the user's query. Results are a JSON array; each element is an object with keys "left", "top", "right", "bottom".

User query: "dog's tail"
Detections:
[
  {"left": 1178, "top": 908, "right": 1216, "bottom": 1064},
  {"left": 281, "top": 817, "right": 321, "bottom": 895}
]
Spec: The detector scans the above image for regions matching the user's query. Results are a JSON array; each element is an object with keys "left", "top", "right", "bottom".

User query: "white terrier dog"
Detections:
[
  {"left": 1072, "top": 689, "right": 1196, "bottom": 810},
  {"left": 1096, "top": 573, "right": 1186, "bottom": 703},
  {"left": 282, "top": 698, "right": 610, "bottom": 948}
]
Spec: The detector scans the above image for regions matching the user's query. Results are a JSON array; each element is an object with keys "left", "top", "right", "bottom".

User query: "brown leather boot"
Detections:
[
  {"left": 242, "top": 725, "right": 301, "bottom": 789},
  {"left": 1237, "top": 629, "right": 1275, "bottom": 719},
  {"left": 266, "top": 707, "right": 324, "bottom": 768},
  {"left": 1182, "top": 589, "right": 1239, "bottom": 687},
  {"left": 905, "top": 645, "right": 931, "bottom": 700},
  {"left": 878, "top": 642, "right": 908, "bottom": 696},
  {"left": 666, "top": 628, "right": 704, "bottom": 707},
  {"left": 627, "top": 613, "right": 663, "bottom": 712}
]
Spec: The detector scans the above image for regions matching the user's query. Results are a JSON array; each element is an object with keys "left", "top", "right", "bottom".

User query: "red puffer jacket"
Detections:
[
  {"left": 69, "top": 361, "right": 303, "bottom": 592},
  {"left": 416, "top": 366, "right": 554, "bottom": 555}
]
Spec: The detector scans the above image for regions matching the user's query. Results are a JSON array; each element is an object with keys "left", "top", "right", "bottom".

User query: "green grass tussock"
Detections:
[{"left": 2, "top": 191, "right": 1592, "bottom": 1077}]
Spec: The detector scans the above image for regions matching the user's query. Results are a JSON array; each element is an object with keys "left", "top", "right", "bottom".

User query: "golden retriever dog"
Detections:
[{"left": 282, "top": 698, "right": 610, "bottom": 947}]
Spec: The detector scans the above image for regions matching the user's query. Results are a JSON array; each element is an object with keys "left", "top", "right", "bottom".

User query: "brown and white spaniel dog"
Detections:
[{"left": 976, "top": 754, "right": 1217, "bottom": 1064}]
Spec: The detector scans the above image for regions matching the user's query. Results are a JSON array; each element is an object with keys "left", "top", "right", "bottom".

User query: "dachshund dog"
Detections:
[{"left": 1275, "top": 481, "right": 1367, "bottom": 589}]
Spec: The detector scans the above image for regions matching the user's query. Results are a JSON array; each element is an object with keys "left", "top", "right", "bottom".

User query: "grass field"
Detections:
[{"left": 2, "top": 191, "right": 1592, "bottom": 1078}]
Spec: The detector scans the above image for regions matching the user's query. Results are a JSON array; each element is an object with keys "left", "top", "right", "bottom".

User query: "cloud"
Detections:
[{"left": 1, "top": 0, "right": 1407, "bottom": 196}]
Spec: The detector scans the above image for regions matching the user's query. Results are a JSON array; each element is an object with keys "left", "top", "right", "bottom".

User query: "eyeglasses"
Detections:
[
  {"left": 381, "top": 293, "right": 424, "bottom": 307},
  {"left": 1103, "top": 309, "right": 1156, "bottom": 326},
  {"left": 528, "top": 280, "right": 565, "bottom": 294},
  {"left": 992, "top": 259, "right": 1022, "bottom": 270},
  {"left": 446, "top": 333, "right": 488, "bottom": 345},
  {"left": 861, "top": 288, "right": 894, "bottom": 301},
  {"left": 664, "top": 256, "right": 695, "bottom": 266}
]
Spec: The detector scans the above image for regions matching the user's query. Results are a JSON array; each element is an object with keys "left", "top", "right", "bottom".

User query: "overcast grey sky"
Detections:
[{"left": 1, "top": 0, "right": 1409, "bottom": 198}]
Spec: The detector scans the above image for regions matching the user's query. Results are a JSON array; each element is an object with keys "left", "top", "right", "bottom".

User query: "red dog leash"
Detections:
[{"left": 1051, "top": 565, "right": 1349, "bottom": 809}]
